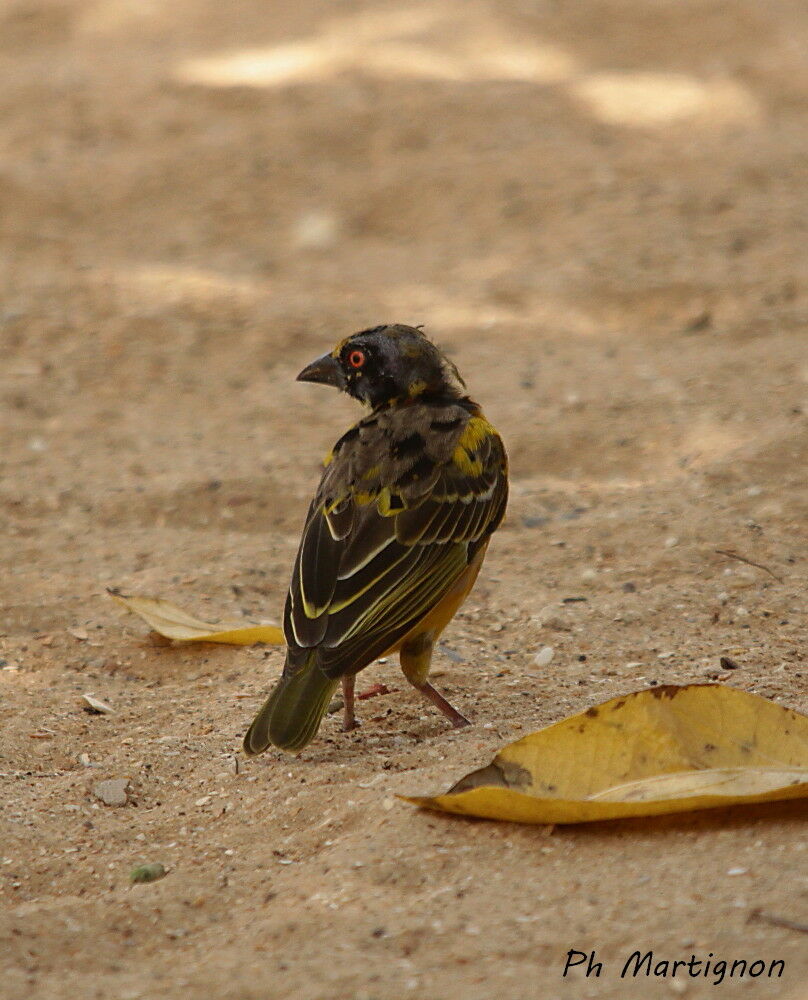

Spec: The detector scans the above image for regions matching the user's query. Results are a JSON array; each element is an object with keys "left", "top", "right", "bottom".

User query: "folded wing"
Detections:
[{"left": 285, "top": 411, "right": 508, "bottom": 680}]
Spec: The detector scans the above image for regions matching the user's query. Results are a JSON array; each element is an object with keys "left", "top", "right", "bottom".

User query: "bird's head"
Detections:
[{"left": 296, "top": 324, "right": 466, "bottom": 408}]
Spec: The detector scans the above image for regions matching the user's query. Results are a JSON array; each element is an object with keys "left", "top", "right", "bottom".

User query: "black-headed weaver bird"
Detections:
[{"left": 243, "top": 324, "right": 508, "bottom": 754}]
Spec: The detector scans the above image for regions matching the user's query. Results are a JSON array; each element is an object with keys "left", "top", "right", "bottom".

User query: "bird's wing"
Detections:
[{"left": 285, "top": 410, "right": 508, "bottom": 679}]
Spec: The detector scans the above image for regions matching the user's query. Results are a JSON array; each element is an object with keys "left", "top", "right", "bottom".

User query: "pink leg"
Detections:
[
  {"left": 400, "top": 632, "right": 471, "bottom": 728},
  {"left": 409, "top": 679, "right": 471, "bottom": 728},
  {"left": 341, "top": 675, "right": 360, "bottom": 731}
]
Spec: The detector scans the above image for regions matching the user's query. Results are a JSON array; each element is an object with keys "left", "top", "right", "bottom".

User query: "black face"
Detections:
[
  {"left": 335, "top": 333, "right": 399, "bottom": 407},
  {"left": 297, "top": 324, "right": 465, "bottom": 408}
]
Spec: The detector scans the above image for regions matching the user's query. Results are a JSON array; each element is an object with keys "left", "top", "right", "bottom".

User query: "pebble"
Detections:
[
  {"left": 533, "top": 646, "right": 555, "bottom": 668},
  {"left": 130, "top": 862, "right": 167, "bottom": 885},
  {"left": 93, "top": 779, "right": 130, "bottom": 807},
  {"left": 522, "top": 515, "right": 549, "bottom": 528},
  {"left": 580, "top": 568, "right": 597, "bottom": 582},
  {"left": 82, "top": 694, "right": 113, "bottom": 714},
  {"left": 664, "top": 536, "right": 679, "bottom": 548},
  {"left": 532, "top": 604, "right": 564, "bottom": 629}
]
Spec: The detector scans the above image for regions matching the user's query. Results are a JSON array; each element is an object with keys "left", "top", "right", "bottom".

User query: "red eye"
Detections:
[{"left": 348, "top": 350, "right": 365, "bottom": 369}]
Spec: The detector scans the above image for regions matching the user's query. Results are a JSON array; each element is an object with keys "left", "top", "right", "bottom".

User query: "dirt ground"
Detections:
[{"left": 1, "top": 1, "right": 807, "bottom": 998}]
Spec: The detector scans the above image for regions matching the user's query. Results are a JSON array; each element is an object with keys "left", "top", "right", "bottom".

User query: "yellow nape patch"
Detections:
[
  {"left": 407, "top": 379, "right": 428, "bottom": 397},
  {"left": 322, "top": 449, "right": 334, "bottom": 467},
  {"left": 452, "top": 416, "right": 493, "bottom": 476}
]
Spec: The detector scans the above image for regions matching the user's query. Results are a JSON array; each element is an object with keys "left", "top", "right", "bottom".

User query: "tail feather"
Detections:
[{"left": 243, "top": 656, "right": 338, "bottom": 755}]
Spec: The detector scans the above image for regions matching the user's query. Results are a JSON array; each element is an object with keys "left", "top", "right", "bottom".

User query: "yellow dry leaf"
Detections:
[
  {"left": 402, "top": 685, "right": 808, "bottom": 824},
  {"left": 110, "top": 591, "right": 284, "bottom": 646}
]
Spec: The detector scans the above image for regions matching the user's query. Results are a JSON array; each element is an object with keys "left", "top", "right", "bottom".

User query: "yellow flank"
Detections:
[
  {"left": 456, "top": 415, "right": 493, "bottom": 452},
  {"left": 452, "top": 415, "right": 492, "bottom": 476},
  {"left": 407, "top": 379, "right": 427, "bottom": 397},
  {"left": 453, "top": 451, "right": 483, "bottom": 476},
  {"left": 362, "top": 464, "right": 380, "bottom": 481}
]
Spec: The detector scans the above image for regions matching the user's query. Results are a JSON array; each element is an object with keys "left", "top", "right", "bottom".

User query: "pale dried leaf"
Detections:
[{"left": 110, "top": 592, "right": 284, "bottom": 646}]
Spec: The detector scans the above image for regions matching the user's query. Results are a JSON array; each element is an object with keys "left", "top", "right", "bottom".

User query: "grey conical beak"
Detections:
[{"left": 296, "top": 353, "right": 346, "bottom": 389}]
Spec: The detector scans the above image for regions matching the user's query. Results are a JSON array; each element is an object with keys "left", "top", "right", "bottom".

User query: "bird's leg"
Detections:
[
  {"left": 400, "top": 632, "right": 470, "bottom": 728},
  {"left": 341, "top": 675, "right": 360, "bottom": 731}
]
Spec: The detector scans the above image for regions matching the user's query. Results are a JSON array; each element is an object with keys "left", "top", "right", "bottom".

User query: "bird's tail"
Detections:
[{"left": 243, "top": 654, "right": 338, "bottom": 755}]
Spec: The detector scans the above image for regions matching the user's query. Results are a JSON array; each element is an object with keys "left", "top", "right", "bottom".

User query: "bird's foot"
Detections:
[{"left": 413, "top": 680, "right": 470, "bottom": 728}]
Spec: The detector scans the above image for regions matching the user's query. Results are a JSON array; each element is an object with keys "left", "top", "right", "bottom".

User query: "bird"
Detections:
[{"left": 243, "top": 324, "right": 508, "bottom": 754}]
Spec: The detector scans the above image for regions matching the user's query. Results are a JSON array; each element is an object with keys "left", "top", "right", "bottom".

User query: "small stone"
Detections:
[
  {"left": 664, "top": 536, "right": 679, "bottom": 548},
  {"left": 533, "top": 646, "right": 555, "bottom": 668},
  {"left": 93, "top": 779, "right": 130, "bottom": 807},
  {"left": 684, "top": 309, "right": 712, "bottom": 333},
  {"left": 130, "top": 862, "right": 167, "bottom": 884},
  {"left": 194, "top": 796, "right": 211, "bottom": 807},
  {"left": 69, "top": 628, "right": 89, "bottom": 641},
  {"left": 622, "top": 581, "right": 637, "bottom": 593},
  {"left": 735, "top": 606, "right": 749, "bottom": 617},
  {"left": 727, "top": 867, "right": 747, "bottom": 876},
  {"left": 82, "top": 694, "right": 113, "bottom": 714},
  {"left": 720, "top": 656, "right": 740, "bottom": 670},
  {"left": 78, "top": 753, "right": 92, "bottom": 767},
  {"left": 580, "top": 568, "right": 597, "bottom": 581},
  {"left": 532, "top": 604, "right": 563, "bottom": 629}
]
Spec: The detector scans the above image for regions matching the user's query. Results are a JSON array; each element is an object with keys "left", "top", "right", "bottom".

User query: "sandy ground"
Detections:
[{"left": 1, "top": 1, "right": 807, "bottom": 998}]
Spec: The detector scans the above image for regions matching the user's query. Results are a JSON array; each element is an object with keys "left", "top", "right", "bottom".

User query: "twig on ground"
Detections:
[
  {"left": 748, "top": 909, "right": 808, "bottom": 934},
  {"left": 714, "top": 549, "right": 784, "bottom": 583}
]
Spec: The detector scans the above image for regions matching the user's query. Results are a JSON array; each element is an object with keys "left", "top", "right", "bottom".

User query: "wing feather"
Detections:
[{"left": 283, "top": 405, "right": 508, "bottom": 682}]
